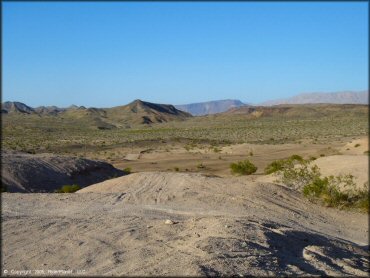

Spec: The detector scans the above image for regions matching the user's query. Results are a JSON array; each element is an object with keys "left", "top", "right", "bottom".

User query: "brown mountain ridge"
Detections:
[{"left": 2, "top": 99, "right": 192, "bottom": 128}]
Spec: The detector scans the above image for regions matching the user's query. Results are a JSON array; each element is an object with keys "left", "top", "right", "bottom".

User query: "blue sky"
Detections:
[{"left": 3, "top": 2, "right": 368, "bottom": 107}]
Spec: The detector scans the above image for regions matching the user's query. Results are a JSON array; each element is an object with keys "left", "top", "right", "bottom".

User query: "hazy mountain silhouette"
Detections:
[
  {"left": 175, "top": 99, "right": 246, "bottom": 116},
  {"left": 260, "top": 91, "right": 368, "bottom": 106}
]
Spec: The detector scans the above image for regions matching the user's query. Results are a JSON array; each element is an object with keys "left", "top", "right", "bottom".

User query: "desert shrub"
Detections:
[
  {"left": 279, "top": 159, "right": 321, "bottom": 190},
  {"left": 264, "top": 159, "right": 288, "bottom": 175},
  {"left": 354, "top": 190, "right": 369, "bottom": 213},
  {"left": 303, "top": 174, "right": 369, "bottom": 211},
  {"left": 303, "top": 176, "right": 349, "bottom": 205},
  {"left": 123, "top": 167, "right": 132, "bottom": 174},
  {"left": 197, "top": 163, "right": 205, "bottom": 169},
  {"left": 55, "top": 184, "right": 81, "bottom": 193},
  {"left": 355, "top": 143, "right": 360, "bottom": 147},
  {"left": 174, "top": 167, "right": 179, "bottom": 172},
  {"left": 276, "top": 158, "right": 369, "bottom": 212},
  {"left": 230, "top": 159, "right": 257, "bottom": 175},
  {"left": 289, "top": 154, "right": 304, "bottom": 162},
  {"left": 213, "top": 147, "right": 221, "bottom": 153},
  {"left": 264, "top": 155, "right": 304, "bottom": 175},
  {"left": 302, "top": 177, "right": 329, "bottom": 199}
]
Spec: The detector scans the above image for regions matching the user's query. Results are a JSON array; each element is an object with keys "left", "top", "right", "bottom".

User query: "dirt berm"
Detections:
[
  {"left": 2, "top": 172, "right": 368, "bottom": 276},
  {"left": 1, "top": 150, "right": 125, "bottom": 192}
]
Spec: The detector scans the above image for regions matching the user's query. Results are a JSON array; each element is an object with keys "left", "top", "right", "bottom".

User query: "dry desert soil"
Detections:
[{"left": 1, "top": 136, "right": 369, "bottom": 276}]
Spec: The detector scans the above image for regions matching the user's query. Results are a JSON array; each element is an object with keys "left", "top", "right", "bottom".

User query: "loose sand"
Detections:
[
  {"left": 109, "top": 136, "right": 366, "bottom": 177},
  {"left": 2, "top": 172, "right": 368, "bottom": 276}
]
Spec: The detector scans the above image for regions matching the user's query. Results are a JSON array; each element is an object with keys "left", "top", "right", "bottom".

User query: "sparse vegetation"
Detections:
[
  {"left": 279, "top": 160, "right": 321, "bottom": 190},
  {"left": 2, "top": 108, "right": 368, "bottom": 158},
  {"left": 264, "top": 155, "right": 305, "bottom": 175},
  {"left": 2, "top": 103, "right": 368, "bottom": 211},
  {"left": 275, "top": 158, "right": 369, "bottom": 212},
  {"left": 289, "top": 154, "right": 303, "bottom": 162},
  {"left": 230, "top": 159, "right": 257, "bottom": 175},
  {"left": 264, "top": 159, "right": 287, "bottom": 175},
  {"left": 213, "top": 147, "right": 221, "bottom": 153},
  {"left": 303, "top": 175, "right": 369, "bottom": 212},
  {"left": 55, "top": 184, "right": 81, "bottom": 193},
  {"left": 123, "top": 167, "right": 132, "bottom": 174}
]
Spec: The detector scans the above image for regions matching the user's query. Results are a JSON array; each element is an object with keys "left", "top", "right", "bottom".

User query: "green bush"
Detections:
[
  {"left": 276, "top": 158, "right": 369, "bottom": 212},
  {"left": 280, "top": 160, "right": 321, "bottom": 190},
  {"left": 264, "top": 159, "right": 288, "bottom": 174},
  {"left": 354, "top": 190, "right": 369, "bottom": 212},
  {"left": 264, "top": 155, "right": 304, "bottom": 175},
  {"left": 303, "top": 177, "right": 329, "bottom": 198},
  {"left": 213, "top": 147, "right": 221, "bottom": 153},
  {"left": 123, "top": 167, "right": 132, "bottom": 174},
  {"left": 55, "top": 184, "right": 81, "bottom": 193},
  {"left": 230, "top": 159, "right": 257, "bottom": 175},
  {"left": 289, "top": 154, "right": 304, "bottom": 162},
  {"left": 303, "top": 175, "right": 369, "bottom": 212}
]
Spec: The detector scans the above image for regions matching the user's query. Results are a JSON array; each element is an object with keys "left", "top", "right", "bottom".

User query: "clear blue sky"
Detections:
[{"left": 3, "top": 2, "right": 368, "bottom": 107}]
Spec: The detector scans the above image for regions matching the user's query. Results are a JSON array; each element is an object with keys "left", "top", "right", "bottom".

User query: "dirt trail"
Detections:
[{"left": 2, "top": 172, "right": 368, "bottom": 276}]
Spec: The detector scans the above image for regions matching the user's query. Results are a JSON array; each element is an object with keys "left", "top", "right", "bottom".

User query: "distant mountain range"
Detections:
[
  {"left": 106, "top": 99, "right": 191, "bottom": 126},
  {"left": 175, "top": 99, "right": 246, "bottom": 116},
  {"left": 2, "top": 101, "right": 36, "bottom": 114},
  {"left": 2, "top": 100, "right": 192, "bottom": 129},
  {"left": 223, "top": 103, "right": 368, "bottom": 119},
  {"left": 2, "top": 90, "right": 368, "bottom": 128},
  {"left": 260, "top": 91, "right": 368, "bottom": 106},
  {"left": 174, "top": 91, "right": 368, "bottom": 114}
]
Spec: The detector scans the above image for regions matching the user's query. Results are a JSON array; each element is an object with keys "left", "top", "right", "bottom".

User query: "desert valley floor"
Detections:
[{"left": 2, "top": 136, "right": 369, "bottom": 276}]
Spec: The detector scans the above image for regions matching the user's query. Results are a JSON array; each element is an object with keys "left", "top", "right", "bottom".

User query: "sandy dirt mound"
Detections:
[
  {"left": 124, "top": 153, "right": 141, "bottom": 161},
  {"left": 312, "top": 155, "right": 368, "bottom": 190},
  {"left": 256, "top": 154, "right": 369, "bottom": 191},
  {"left": 341, "top": 137, "right": 368, "bottom": 155},
  {"left": 1, "top": 150, "right": 125, "bottom": 192},
  {"left": 3, "top": 172, "right": 368, "bottom": 276}
]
